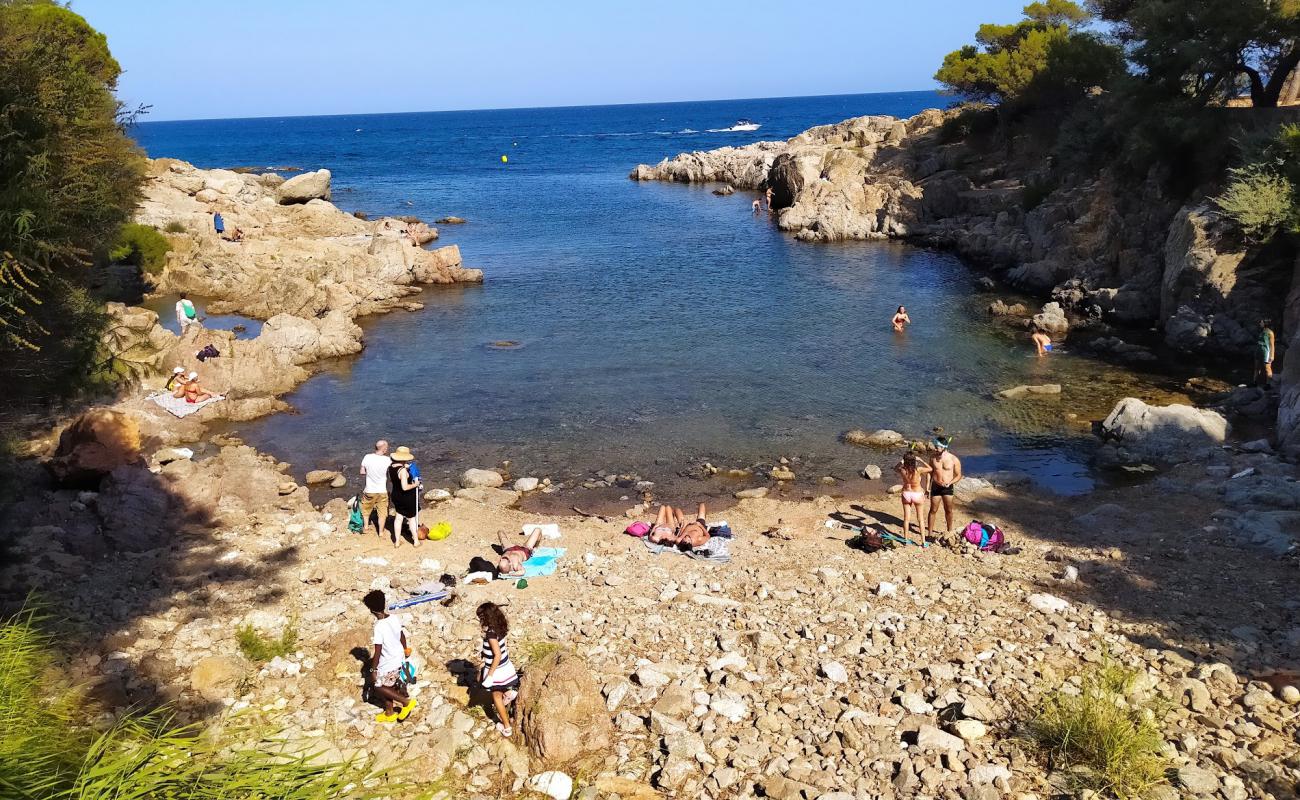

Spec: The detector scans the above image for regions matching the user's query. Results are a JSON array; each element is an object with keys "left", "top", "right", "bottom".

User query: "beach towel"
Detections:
[
  {"left": 149, "top": 391, "right": 225, "bottom": 418},
  {"left": 520, "top": 547, "right": 565, "bottom": 577},
  {"left": 642, "top": 537, "right": 732, "bottom": 563},
  {"left": 388, "top": 588, "right": 449, "bottom": 610}
]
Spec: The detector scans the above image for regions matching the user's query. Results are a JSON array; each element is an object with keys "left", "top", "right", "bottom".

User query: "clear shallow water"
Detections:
[{"left": 132, "top": 93, "right": 1182, "bottom": 496}]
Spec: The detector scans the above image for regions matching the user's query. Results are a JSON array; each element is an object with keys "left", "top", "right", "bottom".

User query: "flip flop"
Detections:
[
  {"left": 375, "top": 711, "right": 398, "bottom": 723},
  {"left": 396, "top": 699, "right": 418, "bottom": 721},
  {"left": 496, "top": 722, "right": 513, "bottom": 737}
]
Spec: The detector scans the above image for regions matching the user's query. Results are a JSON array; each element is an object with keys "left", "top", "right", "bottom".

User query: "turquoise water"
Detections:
[{"left": 132, "top": 93, "right": 1178, "bottom": 496}]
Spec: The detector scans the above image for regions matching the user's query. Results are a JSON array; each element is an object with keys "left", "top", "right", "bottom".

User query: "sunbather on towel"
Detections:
[
  {"left": 648, "top": 503, "right": 711, "bottom": 549},
  {"left": 496, "top": 528, "right": 544, "bottom": 578},
  {"left": 182, "top": 372, "right": 213, "bottom": 403}
]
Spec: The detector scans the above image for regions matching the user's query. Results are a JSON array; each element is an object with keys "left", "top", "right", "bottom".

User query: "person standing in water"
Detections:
[
  {"left": 893, "top": 451, "right": 932, "bottom": 544},
  {"left": 927, "top": 435, "right": 962, "bottom": 541},
  {"left": 1258, "top": 318, "right": 1276, "bottom": 386},
  {"left": 764, "top": 186, "right": 774, "bottom": 211},
  {"left": 892, "top": 305, "right": 911, "bottom": 332},
  {"left": 1030, "top": 325, "right": 1053, "bottom": 355}
]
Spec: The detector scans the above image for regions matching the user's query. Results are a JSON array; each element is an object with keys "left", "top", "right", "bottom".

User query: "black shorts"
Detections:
[{"left": 931, "top": 483, "right": 954, "bottom": 498}]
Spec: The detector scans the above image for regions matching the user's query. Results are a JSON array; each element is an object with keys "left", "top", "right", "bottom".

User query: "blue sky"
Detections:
[{"left": 76, "top": 0, "right": 1030, "bottom": 121}]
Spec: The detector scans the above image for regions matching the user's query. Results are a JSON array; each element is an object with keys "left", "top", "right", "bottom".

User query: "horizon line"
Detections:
[{"left": 135, "top": 88, "right": 945, "bottom": 125}]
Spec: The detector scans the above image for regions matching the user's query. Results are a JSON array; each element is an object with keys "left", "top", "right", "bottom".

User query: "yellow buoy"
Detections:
[{"left": 501, "top": 154, "right": 508, "bottom": 163}]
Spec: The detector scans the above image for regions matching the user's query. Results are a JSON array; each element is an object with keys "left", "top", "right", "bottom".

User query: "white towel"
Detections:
[
  {"left": 149, "top": 392, "right": 225, "bottom": 418},
  {"left": 522, "top": 523, "right": 562, "bottom": 540}
]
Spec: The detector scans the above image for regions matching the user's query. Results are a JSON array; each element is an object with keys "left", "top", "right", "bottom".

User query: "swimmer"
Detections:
[
  {"left": 1030, "top": 325, "right": 1053, "bottom": 355},
  {"left": 893, "top": 451, "right": 932, "bottom": 544},
  {"left": 892, "top": 305, "right": 911, "bottom": 332},
  {"left": 752, "top": 198, "right": 761, "bottom": 213}
]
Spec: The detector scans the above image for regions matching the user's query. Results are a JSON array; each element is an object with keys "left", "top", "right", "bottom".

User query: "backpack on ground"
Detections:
[
  {"left": 962, "top": 520, "right": 1005, "bottom": 551},
  {"left": 347, "top": 495, "right": 364, "bottom": 534}
]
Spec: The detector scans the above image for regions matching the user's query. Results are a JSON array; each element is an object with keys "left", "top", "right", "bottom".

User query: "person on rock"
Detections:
[
  {"left": 166, "top": 366, "right": 188, "bottom": 397},
  {"left": 927, "top": 435, "right": 963, "bottom": 541},
  {"left": 648, "top": 502, "right": 710, "bottom": 548},
  {"left": 364, "top": 590, "right": 415, "bottom": 723},
  {"left": 495, "top": 527, "right": 545, "bottom": 578},
  {"left": 211, "top": 210, "right": 225, "bottom": 239},
  {"left": 175, "top": 293, "right": 198, "bottom": 334},
  {"left": 387, "top": 446, "right": 420, "bottom": 547},
  {"left": 892, "top": 305, "right": 911, "bottom": 332},
  {"left": 476, "top": 601, "right": 519, "bottom": 737},
  {"left": 358, "top": 440, "right": 392, "bottom": 541},
  {"left": 1030, "top": 325, "right": 1053, "bottom": 355},
  {"left": 1258, "top": 318, "right": 1276, "bottom": 386},
  {"left": 182, "top": 371, "right": 213, "bottom": 403},
  {"left": 893, "top": 451, "right": 931, "bottom": 544}
]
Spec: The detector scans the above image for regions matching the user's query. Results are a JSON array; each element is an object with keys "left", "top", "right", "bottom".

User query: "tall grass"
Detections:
[
  {"left": 0, "top": 609, "right": 396, "bottom": 800},
  {"left": 236, "top": 621, "right": 299, "bottom": 662},
  {"left": 1028, "top": 661, "right": 1168, "bottom": 800}
]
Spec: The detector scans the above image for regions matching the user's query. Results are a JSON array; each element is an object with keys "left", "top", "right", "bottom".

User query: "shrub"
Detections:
[
  {"left": 1028, "top": 661, "right": 1168, "bottom": 799},
  {"left": 1214, "top": 165, "right": 1296, "bottom": 243},
  {"left": 108, "top": 223, "right": 171, "bottom": 275},
  {"left": 1022, "top": 174, "right": 1059, "bottom": 210},
  {"left": 518, "top": 640, "right": 562, "bottom": 666},
  {"left": 236, "top": 622, "right": 299, "bottom": 662},
  {"left": 163, "top": 220, "right": 187, "bottom": 233},
  {"left": 1, "top": 608, "right": 392, "bottom": 798}
]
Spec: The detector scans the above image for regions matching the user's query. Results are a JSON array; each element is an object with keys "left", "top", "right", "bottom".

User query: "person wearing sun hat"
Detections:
[
  {"left": 387, "top": 446, "right": 421, "bottom": 547},
  {"left": 927, "top": 430, "right": 962, "bottom": 541}
]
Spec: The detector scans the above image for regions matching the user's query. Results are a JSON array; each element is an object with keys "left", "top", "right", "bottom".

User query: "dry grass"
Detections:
[{"left": 1028, "top": 661, "right": 1169, "bottom": 799}]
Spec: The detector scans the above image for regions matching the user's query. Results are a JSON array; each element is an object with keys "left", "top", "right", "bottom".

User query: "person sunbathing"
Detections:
[
  {"left": 167, "top": 366, "right": 189, "bottom": 398},
  {"left": 495, "top": 528, "right": 544, "bottom": 578},
  {"left": 648, "top": 503, "right": 710, "bottom": 548},
  {"left": 183, "top": 372, "right": 213, "bottom": 403}
]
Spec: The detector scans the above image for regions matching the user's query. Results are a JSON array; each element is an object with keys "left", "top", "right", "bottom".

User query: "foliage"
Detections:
[
  {"left": 236, "top": 622, "right": 300, "bottom": 662},
  {"left": 1, "top": 608, "right": 393, "bottom": 799},
  {"left": 518, "top": 640, "right": 562, "bottom": 666},
  {"left": 163, "top": 220, "right": 186, "bottom": 234},
  {"left": 0, "top": 0, "right": 145, "bottom": 403},
  {"left": 1028, "top": 661, "right": 1168, "bottom": 799},
  {"left": 935, "top": 0, "right": 1123, "bottom": 110},
  {"left": 108, "top": 223, "right": 170, "bottom": 275},
  {"left": 938, "top": 104, "right": 1000, "bottom": 144},
  {"left": 1093, "top": 0, "right": 1300, "bottom": 108},
  {"left": 1214, "top": 166, "right": 1297, "bottom": 242}
]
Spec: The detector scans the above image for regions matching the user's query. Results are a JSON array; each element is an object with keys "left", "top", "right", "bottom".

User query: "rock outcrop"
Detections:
[
  {"left": 517, "top": 650, "right": 614, "bottom": 766},
  {"left": 1099, "top": 397, "right": 1228, "bottom": 463},
  {"left": 275, "top": 168, "right": 331, "bottom": 204},
  {"left": 46, "top": 409, "right": 143, "bottom": 489}
]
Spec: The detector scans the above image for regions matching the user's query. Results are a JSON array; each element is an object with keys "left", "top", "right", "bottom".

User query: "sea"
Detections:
[{"left": 131, "top": 91, "right": 1180, "bottom": 499}]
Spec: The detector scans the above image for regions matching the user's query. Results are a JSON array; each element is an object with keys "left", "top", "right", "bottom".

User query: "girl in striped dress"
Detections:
[{"left": 477, "top": 601, "right": 519, "bottom": 737}]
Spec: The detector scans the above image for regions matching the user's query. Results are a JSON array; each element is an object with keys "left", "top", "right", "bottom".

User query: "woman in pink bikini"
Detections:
[{"left": 893, "top": 451, "right": 932, "bottom": 545}]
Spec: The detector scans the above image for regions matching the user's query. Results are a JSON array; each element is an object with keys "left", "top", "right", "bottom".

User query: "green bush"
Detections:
[
  {"left": 1028, "top": 661, "right": 1168, "bottom": 799},
  {"left": 236, "top": 622, "right": 299, "bottom": 662},
  {"left": 1, "top": 608, "right": 391, "bottom": 799},
  {"left": 108, "top": 223, "right": 171, "bottom": 274},
  {"left": 163, "top": 220, "right": 186, "bottom": 233},
  {"left": 1214, "top": 165, "right": 1296, "bottom": 243}
]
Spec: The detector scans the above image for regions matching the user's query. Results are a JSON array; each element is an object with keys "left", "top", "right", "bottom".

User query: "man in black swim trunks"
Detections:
[{"left": 927, "top": 435, "right": 962, "bottom": 540}]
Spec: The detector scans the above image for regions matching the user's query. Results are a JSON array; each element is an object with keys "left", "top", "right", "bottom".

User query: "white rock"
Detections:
[
  {"left": 707, "top": 652, "right": 748, "bottom": 673},
  {"left": 1027, "top": 593, "right": 1071, "bottom": 614},
  {"left": 513, "top": 477, "right": 540, "bottom": 492},
  {"left": 528, "top": 771, "right": 573, "bottom": 800},
  {"left": 460, "top": 468, "right": 504, "bottom": 489},
  {"left": 423, "top": 488, "right": 452, "bottom": 502},
  {"left": 915, "top": 724, "right": 965, "bottom": 752},
  {"left": 969, "top": 764, "right": 1010, "bottom": 786},
  {"left": 820, "top": 660, "right": 849, "bottom": 683},
  {"left": 1062, "top": 565, "right": 1079, "bottom": 582},
  {"left": 876, "top": 582, "right": 897, "bottom": 597},
  {"left": 951, "top": 719, "right": 987, "bottom": 741}
]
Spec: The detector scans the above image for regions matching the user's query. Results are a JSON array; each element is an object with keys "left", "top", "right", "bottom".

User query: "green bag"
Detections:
[{"left": 348, "top": 503, "right": 364, "bottom": 534}]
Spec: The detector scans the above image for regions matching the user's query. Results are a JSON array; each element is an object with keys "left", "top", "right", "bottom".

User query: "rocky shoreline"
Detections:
[{"left": 3, "top": 156, "right": 1299, "bottom": 799}]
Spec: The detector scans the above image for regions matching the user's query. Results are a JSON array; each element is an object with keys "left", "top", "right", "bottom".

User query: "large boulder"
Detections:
[
  {"left": 461, "top": 468, "right": 504, "bottom": 488},
  {"left": 1099, "top": 398, "right": 1228, "bottom": 463},
  {"left": 47, "top": 409, "right": 144, "bottom": 488},
  {"left": 191, "top": 654, "right": 248, "bottom": 702},
  {"left": 517, "top": 650, "right": 614, "bottom": 766},
  {"left": 275, "top": 169, "right": 331, "bottom": 204},
  {"left": 1031, "top": 302, "right": 1069, "bottom": 336}
]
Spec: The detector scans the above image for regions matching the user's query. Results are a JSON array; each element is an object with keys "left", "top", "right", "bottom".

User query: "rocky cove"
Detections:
[{"left": 4, "top": 125, "right": 1300, "bottom": 800}]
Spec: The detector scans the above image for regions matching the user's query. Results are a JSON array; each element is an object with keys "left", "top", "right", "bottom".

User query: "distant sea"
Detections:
[{"left": 131, "top": 92, "right": 1170, "bottom": 497}]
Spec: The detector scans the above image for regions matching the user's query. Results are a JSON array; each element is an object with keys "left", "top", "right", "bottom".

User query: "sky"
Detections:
[{"left": 75, "top": 0, "right": 1030, "bottom": 121}]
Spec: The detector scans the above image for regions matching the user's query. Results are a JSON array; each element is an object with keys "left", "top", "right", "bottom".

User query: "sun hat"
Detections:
[
  {"left": 186, "top": 371, "right": 198, "bottom": 380},
  {"left": 391, "top": 446, "right": 415, "bottom": 462},
  {"left": 172, "top": 366, "right": 184, "bottom": 374}
]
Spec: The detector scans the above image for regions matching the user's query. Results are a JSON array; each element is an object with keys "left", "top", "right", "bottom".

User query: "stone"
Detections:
[
  {"left": 305, "top": 469, "right": 341, "bottom": 485},
  {"left": 453, "top": 487, "right": 520, "bottom": 507},
  {"left": 329, "top": 473, "right": 347, "bottom": 488},
  {"left": 513, "top": 476, "right": 540, "bottom": 492},
  {"left": 969, "top": 764, "right": 1011, "bottom": 786},
  {"left": 876, "top": 582, "right": 898, "bottom": 597},
  {"left": 516, "top": 650, "right": 614, "bottom": 766},
  {"left": 1279, "top": 684, "right": 1300, "bottom": 705},
  {"left": 995, "top": 384, "right": 1062, "bottom": 400},
  {"left": 1027, "top": 593, "right": 1071, "bottom": 614},
  {"left": 47, "top": 409, "right": 143, "bottom": 489},
  {"left": 275, "top": 168, "right": 331, "bottom": 203},
  {"left": 460, "top": 468, "right": 504, "bottom": 488},
  {"left": 861, "top": 464, "right": 883, "bottom": 480},
  {"left": 914, "top": 724, "right": 965, "bottom": 752},
  {"left": 634, "top": 665, "right": 670, "bottom": 687},
  {"left": 1099, "top": 398, "right": 1228, "bottom": 463},
  {"left": 529, "top": 771, "right": 574, "bottom": 800},
  {"left": 711, "top": 184, "right": 736, "bottom": 196},
  {"left": 190, "top": 655, "right": 247, "bottom": 702},
  {"left": 950, "top": 719, "right": 987, "bottom": 741},
  {"left": 1031, "top": 302, "right": 1069, "bottom": 335},
  {"left": 734, "top": 487, "right": 769, "bottom": 499},
  {"left": 770, "top": 466, "right": 796, "bottom": 481},
  {"left": 1176, "top": 765, "right": 1219, "bottom": 795},
  {"left": 435, "top": 216, "right": 467, "bottom": 224},
  {"left": 423, "top": 488, "right": 452, "bottom": 502},
  {"left": 844, "top": 429, "right": 905, "bottom": 448},
  {"left": 821, "top": 660, "right": 849, "bottom": 683}
]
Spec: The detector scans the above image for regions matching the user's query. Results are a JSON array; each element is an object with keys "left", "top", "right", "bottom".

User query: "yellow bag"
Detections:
[{"left": 427, "top": 521, "right": 452, "bottom": 541}]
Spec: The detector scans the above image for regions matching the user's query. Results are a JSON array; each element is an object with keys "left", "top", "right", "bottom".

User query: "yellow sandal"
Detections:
[{"left": 396, "top": 699, "right": 418, "bottom": 721}]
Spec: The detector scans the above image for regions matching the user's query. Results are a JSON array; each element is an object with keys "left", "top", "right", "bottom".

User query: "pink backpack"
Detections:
[
  {"left": 625, "top": 521, "right": 650, "bottom": 538},
  {"left": 963, "top": 520, "right": 1005, "bottom": 551}
]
